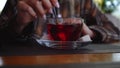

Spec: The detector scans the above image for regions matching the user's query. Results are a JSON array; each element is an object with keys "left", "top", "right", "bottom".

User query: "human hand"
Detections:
[
  {"left": 81, "top": 23, "right": 95, "bottom": 39},
  {"left": 14, "top": 0, "right": 59, "bottom": 33},
  {"left": 61, "top": 18, "right": 95, "bottom": 39}
]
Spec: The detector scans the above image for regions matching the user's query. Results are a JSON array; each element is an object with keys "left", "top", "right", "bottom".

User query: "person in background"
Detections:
[{"left": 0, "top": 0, "right": 120, "bottom": 43}]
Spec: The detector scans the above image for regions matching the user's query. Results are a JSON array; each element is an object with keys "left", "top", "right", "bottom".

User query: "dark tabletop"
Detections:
[{"left": 0, "top": 39, "right": 120, "bottom": 56}]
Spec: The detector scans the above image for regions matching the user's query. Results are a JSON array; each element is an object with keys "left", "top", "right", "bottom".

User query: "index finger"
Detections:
[{"left": 50, "top": 0, "right": 60, "bottom": 8}]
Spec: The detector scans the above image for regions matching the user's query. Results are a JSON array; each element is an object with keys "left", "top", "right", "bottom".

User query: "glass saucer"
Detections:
[{"left": 36, "top": 40, "right": 92, "bottom": 49}]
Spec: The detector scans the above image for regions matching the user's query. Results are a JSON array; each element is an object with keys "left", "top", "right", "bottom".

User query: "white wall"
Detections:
[{"left": 0, "top": 0, "right": 7, "bottom": 14}]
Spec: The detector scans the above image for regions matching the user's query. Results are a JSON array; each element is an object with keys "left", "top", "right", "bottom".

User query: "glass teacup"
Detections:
[{"left": 33, "top": 18, "right": 84, "bottom": 49}]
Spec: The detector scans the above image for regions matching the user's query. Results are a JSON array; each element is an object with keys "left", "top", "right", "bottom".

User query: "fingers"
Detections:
[
  {"left": 16, "top": 0, "right": 60, "bottom": 24},
  {"left": 17, "top": 1, "right": 37, "bottom": 26},
  {"left": 15, "top": 0, "right": 60, "bottom": 33},
  {"left": 50, "top": 0, "right": 60, "bottom": 8},
  {"left": 81, "top": 23, "right": 94, "bottom": 38},
  {"left": 17, "top": 1, "right": 37, "bottom": 18},
  {"left": 18, "top": 0, "right": 60, "bottom": 17},
  {"left": 33, "top": 1, "right": 46, "bottom": 18},
  {"left": 31, "top": 0, "right": 59, "bottom": 17},
  {"left": 42, "top": 0, "right": 52, "bottom": 10}
]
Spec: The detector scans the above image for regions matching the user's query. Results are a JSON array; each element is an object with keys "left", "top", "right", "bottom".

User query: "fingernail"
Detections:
[
  {"left": 55, "top": 2, "right": 60, "bottom": 8},
  {"left": 49, "top": 9, "right": 53, "bottom": 13},
  {"left": 43, "top": 15, "right": 46, "bottom": 20}
]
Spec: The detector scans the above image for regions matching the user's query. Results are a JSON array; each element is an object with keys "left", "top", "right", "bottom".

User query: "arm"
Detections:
[
  {"left": 0, "top": 0, "right": 60, "bottom": 43},
  {"left": 82, "top": 0, "right": 120, "bottom": 43},
  {"left": 0, "top": 0, "right": 18, "bottom": 43},
  {"left": 71, "top": 0, "right": 120, "bottom": 43}
]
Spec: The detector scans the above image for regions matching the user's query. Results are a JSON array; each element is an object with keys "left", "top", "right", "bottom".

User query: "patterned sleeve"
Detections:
[
  {"left": 75, "top": 0, "right": 120, "bottom": 42},
  {"left": 58, "top": 0, "right": 120, "bottom": 43},
  {"left": 0, "top": 0, "right": 19, "bottom": 43},
  {"left": 0, "top": 0, "right": 17, "bottom": 29},
  {"left": 80, "top": 0, "right": 120, "bottom": 43}
]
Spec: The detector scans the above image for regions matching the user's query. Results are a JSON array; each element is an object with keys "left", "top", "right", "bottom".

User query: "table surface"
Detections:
[{"left": 0, "top": 40, "right": 120, "bottom": 68}]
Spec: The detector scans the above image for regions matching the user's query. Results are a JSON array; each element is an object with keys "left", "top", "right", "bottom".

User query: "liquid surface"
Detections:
[{"left": 47, "top": 24, "right": 82, "bottom": 41}]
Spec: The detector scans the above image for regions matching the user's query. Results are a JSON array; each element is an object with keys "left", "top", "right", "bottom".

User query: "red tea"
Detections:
[{"left": 47, "top": 24, "right": 82, "bottom": 41}]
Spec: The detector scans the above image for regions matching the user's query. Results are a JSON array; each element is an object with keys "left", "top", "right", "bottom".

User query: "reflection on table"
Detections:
[
  {"left": 0, "top": 40, "right": 120, "bottom": 68},
  {"left": 0, "top": 53, "right": 120, "bottom": 66}
]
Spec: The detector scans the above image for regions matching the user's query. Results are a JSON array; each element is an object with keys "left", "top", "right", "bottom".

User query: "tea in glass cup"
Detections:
[
  {"left": 33, "top": 18, "right": 83, "bottom": 40},
  {"left": 47, "top": 18, "right": 83, "bottom": 41},
  {"left": 33, "top": 18, "right": 84, "bottom": 49}
]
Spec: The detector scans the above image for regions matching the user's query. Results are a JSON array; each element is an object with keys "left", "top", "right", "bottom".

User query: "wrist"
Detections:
[{"left": 81, "top": 23, "right": 95, "bottom": 38}]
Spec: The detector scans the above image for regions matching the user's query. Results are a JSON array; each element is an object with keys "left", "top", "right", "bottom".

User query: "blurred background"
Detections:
[{"left": 94, "top": 0, "right": 120, "bottom": 19}]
